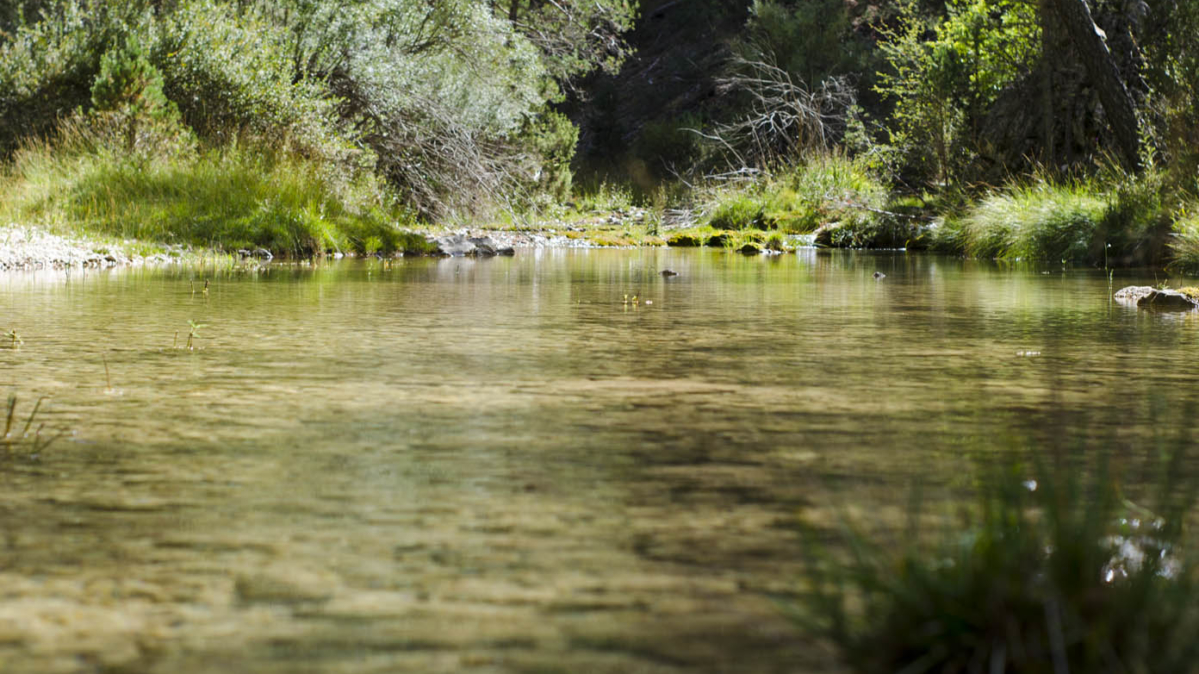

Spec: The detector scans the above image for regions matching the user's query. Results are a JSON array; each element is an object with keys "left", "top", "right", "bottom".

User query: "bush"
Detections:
[
  {"left": 0, "top": 0, "right": 145, "bottom": 156},
  {"left": 800, "top": 429, "right": 1199, "bottom": 674},
  {"left": 702, "top": 154, "right": 893, "bottom": 242}
]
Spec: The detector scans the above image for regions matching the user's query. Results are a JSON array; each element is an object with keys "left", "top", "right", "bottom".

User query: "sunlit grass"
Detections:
[
  {"left": 960, "top": 174, "right": 1170, "bottom": 265},
  {"left": 1, "top": 129, "right": 435, "bottom": 257},
  {"left": 698, "top": 154, "right": 898, "bottom": 246},
  {"left": 1169, "top": 209, "right": 1199, "bottom": 274}
]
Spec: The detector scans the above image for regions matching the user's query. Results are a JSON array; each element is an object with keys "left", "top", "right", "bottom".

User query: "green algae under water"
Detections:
[{"left": 1, "top": 249, "right": 1198, "bottom": 674}]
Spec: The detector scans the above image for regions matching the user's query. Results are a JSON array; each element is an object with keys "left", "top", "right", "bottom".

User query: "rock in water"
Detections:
[
  {"left": 1114, "top": 286, "right": 1155, "bottom": 304},
  {"left": 1140, "top": 289, "right": 1199, "bottom": 311},
  {"left": 1114, "top": 286, "right": 1199, "bottom": 311}
]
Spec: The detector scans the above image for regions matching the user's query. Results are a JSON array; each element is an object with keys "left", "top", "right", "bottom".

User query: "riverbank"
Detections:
[
  {"left": 2, "top": 153, "right": 1195, "bottom": 271},
  {"left": 0, "top": 225, "right": 190, "bottom": 271},
  {"left": 0, "top": 221, "right": 659, "bottom": 272}
]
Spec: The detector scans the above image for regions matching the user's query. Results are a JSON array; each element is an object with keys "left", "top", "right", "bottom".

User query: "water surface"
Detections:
[{"left": 1, "top": 249, "right": 1196, "bottom": 673}]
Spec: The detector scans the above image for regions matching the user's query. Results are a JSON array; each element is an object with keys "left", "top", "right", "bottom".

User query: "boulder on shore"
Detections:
[
  {"left": 1114, "top": 286, "right": 1199, "bottom": 311},
  {"left": 468, "top": 236, "right": 515, "bottom": 256},
  {"left": 432, "top": 234, "right": 515, "bottom": 257}
]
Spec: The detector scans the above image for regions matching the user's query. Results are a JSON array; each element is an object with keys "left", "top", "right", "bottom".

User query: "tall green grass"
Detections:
[
  {"left": 700, "top": 154, "right": 936, "bottom": 248},
  {"left": 957, "top": 175, "right": 1170, "bottom": 265},
  {"left": 701, "top": 154, "right": 891, "bottom": 235},
  {"left": 1, "top": 122, "right": 433, "bottom": 257},
  {"left": 799, "top": 424, "right": 1199, "bottom": 673},
  {"left": 1169, "top": 209, "right": 1199, "bottom": 274}
]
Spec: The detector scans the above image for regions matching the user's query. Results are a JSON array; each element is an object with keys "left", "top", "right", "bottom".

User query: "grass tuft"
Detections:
[
  {"left": 798, "top": 423, "right": 1199, "bottom": 674},
  {"left": 960, "top": 174, "right": 1170, "bottom": 265}
]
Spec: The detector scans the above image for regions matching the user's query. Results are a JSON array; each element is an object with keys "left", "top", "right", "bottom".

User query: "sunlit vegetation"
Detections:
[
  {"left": 4, "top": 0, "right": 1199, "bottom": 262},
  {"left": 0, "top": 0, "right": 635, "bottom": 253}
]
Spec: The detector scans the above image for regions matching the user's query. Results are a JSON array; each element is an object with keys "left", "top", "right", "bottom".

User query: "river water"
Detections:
[{"left": 1, "top": 249, "right": 1197, "bottom": 673}]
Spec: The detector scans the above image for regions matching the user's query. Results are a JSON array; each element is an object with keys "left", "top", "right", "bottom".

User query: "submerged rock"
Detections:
[
  {"left": 1114, "top": 286, "right": 1199, "bottom": 311},
  {"left": 738, "top": 242, "right": 762, "bottom": 255}
]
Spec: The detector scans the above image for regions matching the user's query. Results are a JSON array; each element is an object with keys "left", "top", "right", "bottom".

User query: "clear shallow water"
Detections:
[{"left": 1, "top": 249, "right": 1197, "bottom": 673}]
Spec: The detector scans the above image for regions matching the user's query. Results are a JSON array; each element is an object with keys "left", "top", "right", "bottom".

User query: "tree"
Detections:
[
  {"left": 1045, "top": 0, "right": 1141, "bottom": 170},
  {"left": 90, "top": 35, "right": 181, "bottom": 153},
  {"left": 501, "top": 0, "right": 637, "bottom": 90}
]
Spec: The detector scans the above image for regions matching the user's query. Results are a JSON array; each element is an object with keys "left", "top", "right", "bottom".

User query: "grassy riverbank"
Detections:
[
  {"left": 1, "top": 131, "right": 436, "bottom": 259},
  {"left": 3, "top": 139, "right": 1198, "bottom": 271},
  {"left": 663, "top": 157, "right": 1199, "bottom": 270}
]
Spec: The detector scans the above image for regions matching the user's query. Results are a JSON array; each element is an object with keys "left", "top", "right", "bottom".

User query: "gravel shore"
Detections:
[
  {"left": 0, "top": 220, "right": 645, "bottom": 272},
  {"left": 0, "top": 225, "right": 182, "bottom": 271}
]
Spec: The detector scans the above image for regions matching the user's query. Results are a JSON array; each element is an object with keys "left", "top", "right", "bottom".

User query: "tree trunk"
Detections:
[
  {"left": 1040, "top": 0, "right": 1055, "bottom": 167},
  {"left": 1045, "top": 0, "right": 1141, "bottom": 170}
]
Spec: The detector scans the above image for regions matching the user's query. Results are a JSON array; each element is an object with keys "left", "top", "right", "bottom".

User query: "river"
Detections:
[{"left": 1, "top": 249, "right": 1196, "bottom": 673}]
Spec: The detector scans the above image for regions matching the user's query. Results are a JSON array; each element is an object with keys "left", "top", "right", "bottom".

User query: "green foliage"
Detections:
[
  {"left": 90, "top": 36, "right": 165, "bottom": 116},
  {"left": 635, "top": 112, "right": 706, "bottom": 177},
  {"left": 0, "top": 0, "right": 636, "bottom": 221},
  {"left": 770, "top": 154, "right": 889, "bottom": 232},
  {"left": 156, "top": 1, "right": 339, "bottom": 151},
  {"left": 799, "top": 428, "right": 1199, "bottom": 674},
  {"left": 702, "top": 154, "right": 891, "bottom": 241},
  {"left": 0, "top": 0, "right": 146, "bottom": 156},
  {"left": 876, "top": 0, "right": 1039, "bottom": 185},
  {"left": 90, "top": 36, "right": 188, "bottom": 155},
  {"left": 506, "top": 0, "right": 637, "bottom": 88},
  {"left": 572, "top": 181, "right": 636, "bottom": 213},
  {"left": 520, "top": 110, "right": 580, "bottom": 202},
  {"left": 1169, "top": 208, "right": 1199, "bottom": 274},
  {"left": 962, "top": 181, "right": 1108, "bottom": 261},
  {"left": 707, "top": 193, "right": 766, "bottom": 230}
]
